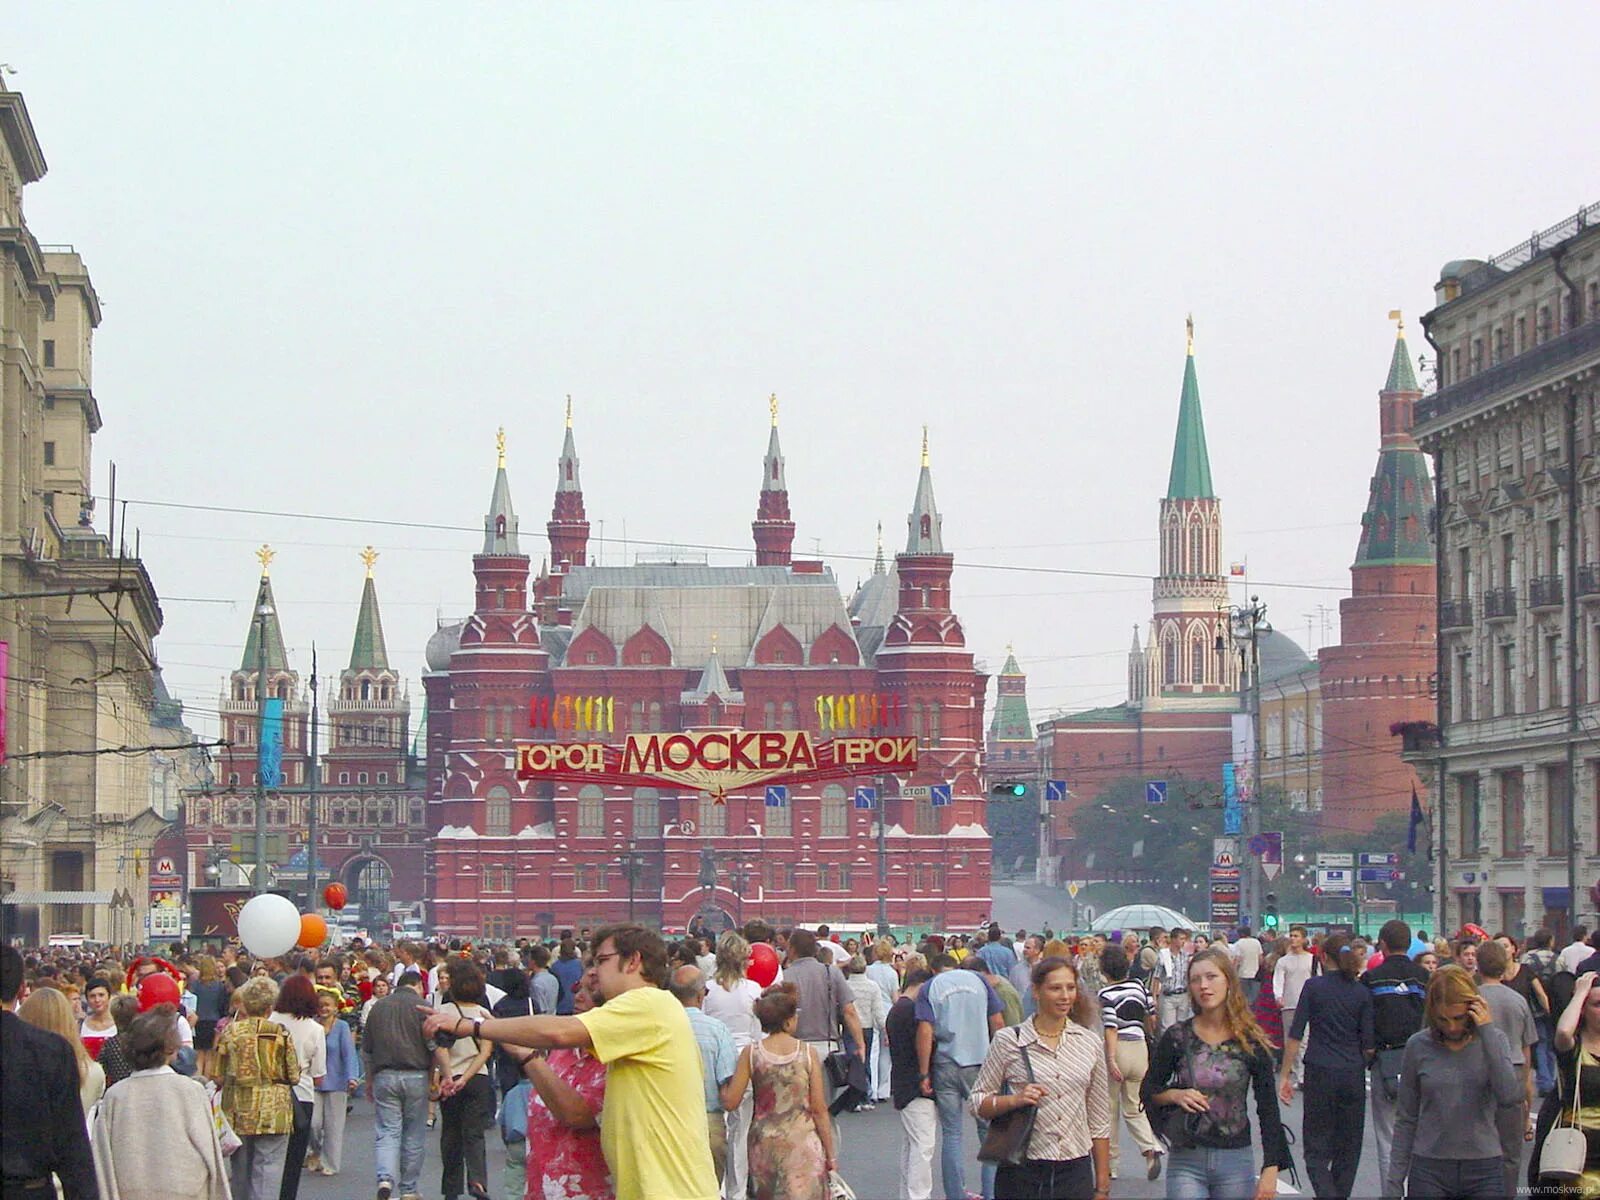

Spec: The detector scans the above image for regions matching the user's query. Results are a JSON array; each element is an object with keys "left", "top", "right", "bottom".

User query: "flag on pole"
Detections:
[
  {"left": 1407, "top": 784, "right": 1424, "bottom": 853},
  {"left": 1229, "top": 562, "right": 1247, "bottom": 577}
]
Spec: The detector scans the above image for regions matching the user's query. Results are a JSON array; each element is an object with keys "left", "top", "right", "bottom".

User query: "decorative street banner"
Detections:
[
  {"left": 517, "top": 729, "right": 917, "bottom": 800},
  {"left": 815, "top": 693, "right": 906, "bottom": 732},
  {"left": 1221, "top": 762, "right": 1242, "bottom": 836},
  {"left": 259, "top": 697, "right": 285, "bottom": 788},
  {"left": 528, "top": 695, "right": 615, "bottom": 733}
]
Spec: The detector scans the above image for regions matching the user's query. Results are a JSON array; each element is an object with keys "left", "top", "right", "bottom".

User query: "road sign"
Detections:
[
  {"left": 1358, "top": 867, "right": 1403, "bottom": 884},
  {"left": 853, "top": 786, "right": 878, "bottom": 810},
  {"left": 930, "top": 783, "right": 953, "bottom": 807},
  {"left": 1067, "top": 881, "right": 1081, "bottom": 898},
  {"left": 764, "top": 785, "right": 789, "bottom": 808},
  {"left": 1359, "top": 852, "right": 1399, "bottom": 866},
  {"left": 1209, "top": 866, "right": 1240, "bottom": 881},
  {"left": 154, "top": 856, "right": 178, "bottom": 877},
  {"left": 1316, "top": 866, "right": 1354, "bottom": 895},
  {"left": 1046, "top": 780, "right": 1069, "bottom": 803},
  {"left": 902, "top": 785, "right": 932, "bottom": 800},
  {"left": 1213, "top": 837, "right": 1237, "bottom": 868},
  {"left": 1317, "top": 852, "right": 1355, "bottom": 867},
  {"left": 1211, "top": 872, "right": 1241, "bottom": 925},
  {"left": 1146, "top": 780, "right": 1168, "bottom": 805}
]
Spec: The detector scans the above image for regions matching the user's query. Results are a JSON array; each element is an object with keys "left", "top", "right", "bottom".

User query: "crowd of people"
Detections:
[{"left": 4, "top": 916, "right": 1600, "bottom": 1200}]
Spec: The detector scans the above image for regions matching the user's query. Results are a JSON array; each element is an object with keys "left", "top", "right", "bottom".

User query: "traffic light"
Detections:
[
  {"left": 1263, "top": 892, "right": 1280, "bottom": 931},
  {"left": 989, "top": 781, "right": 1029, "bottom": 799}
]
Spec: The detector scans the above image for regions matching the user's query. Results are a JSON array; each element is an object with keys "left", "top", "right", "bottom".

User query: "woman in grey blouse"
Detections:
[{"left": 1385, "top": 965, "right": 1523, "bottom": 1198}]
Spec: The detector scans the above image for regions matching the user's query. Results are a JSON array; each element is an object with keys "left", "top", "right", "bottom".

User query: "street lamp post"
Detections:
[
  {"left": 253, "top": 597, "right": 272, "bottom": 895},
  {"left": 1218, "top": 596, "right": 1269, "bottom": 925}
]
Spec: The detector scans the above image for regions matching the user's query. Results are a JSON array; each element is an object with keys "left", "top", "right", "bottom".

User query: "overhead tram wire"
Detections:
[{"left": 110, "top": 493, "right": 1385, "bottom": 597}]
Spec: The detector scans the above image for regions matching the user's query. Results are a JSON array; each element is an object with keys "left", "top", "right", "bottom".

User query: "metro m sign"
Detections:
[{"left": 516, "top": 729, "right": 917, "bottom": 800}]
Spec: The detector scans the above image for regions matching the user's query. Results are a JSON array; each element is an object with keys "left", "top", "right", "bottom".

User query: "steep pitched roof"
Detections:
[
  {"left": 905, "top": 431, "right": 945, "bottom": 553},
  {"left": 1385, "top": 332, "right": 1421, "bottom": 394},
  {"left": 1166, "top": 346, "right": 1216, "bottom": 500},
  {"left": 349, "top": 575, "right": 390, "bottom": 670},
  {"left": 1354, "top": 440, "right": 1434, "bottom": 567},
  {"left": 240, "top": 574, "right": 290, "bottom": 671}
]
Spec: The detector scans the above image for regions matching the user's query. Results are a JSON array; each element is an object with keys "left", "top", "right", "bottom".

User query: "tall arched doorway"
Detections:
[{"left": 343, "top": 856, "right": 393, "bottom": 927}]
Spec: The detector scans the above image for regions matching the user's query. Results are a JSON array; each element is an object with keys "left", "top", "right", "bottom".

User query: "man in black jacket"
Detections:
[
  {"left": 1, "top": 945, "right": 97, "bottom": 1199},
  {"left": 1361, "top": 919, "right": 1428, "bottom": 1188}
]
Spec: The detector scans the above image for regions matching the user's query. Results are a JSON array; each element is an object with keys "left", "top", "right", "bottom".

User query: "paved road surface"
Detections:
[{"left": 298, "top": 1080, "right": 1532, "bottom": 1200}]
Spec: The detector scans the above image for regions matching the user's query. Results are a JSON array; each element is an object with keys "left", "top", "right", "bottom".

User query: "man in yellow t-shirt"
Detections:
[{"left": 422, "top": 923, "right": 717, "bottom": 1200}]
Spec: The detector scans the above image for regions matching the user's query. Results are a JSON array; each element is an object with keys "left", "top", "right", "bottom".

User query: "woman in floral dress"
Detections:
[
  {"left": 508, "top": 963, "right": 612, "bottom": 1200},
  {"left": 721, "top": 983, "right": 834, "bottom": 1200}
]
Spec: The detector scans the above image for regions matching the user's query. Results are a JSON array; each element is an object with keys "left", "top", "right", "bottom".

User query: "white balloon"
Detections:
[{"left": 237, "top": 893, "right": 302, "bottom": 958}]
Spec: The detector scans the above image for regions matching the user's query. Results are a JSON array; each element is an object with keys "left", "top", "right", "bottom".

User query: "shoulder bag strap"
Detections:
[
  {"left": 1571, "top": 1043, "right": 1585, "bottom": 1127},
  {"left": 1019, "top": 1039, "right": 1035, "bottom": 1085}
]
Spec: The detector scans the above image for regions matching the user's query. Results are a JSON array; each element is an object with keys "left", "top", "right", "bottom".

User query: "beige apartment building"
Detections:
[
  {"left": 1413, "top": 203, "right": 1600, "bottom": 938},
  {"left": 1, "top": 81, "right": 173, "bottom": 944}
]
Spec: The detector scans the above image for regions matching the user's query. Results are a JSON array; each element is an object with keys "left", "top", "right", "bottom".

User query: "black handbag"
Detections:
[{"left": 977, "top": 1034, "right": 1037, "bottom": 1166}]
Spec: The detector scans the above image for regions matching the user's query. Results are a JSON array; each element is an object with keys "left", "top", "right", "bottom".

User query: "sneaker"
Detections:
[
  {"left": 376, "top": 1184, "right": 392, "bottom": 1200},
  {"left": 319, "top": 1167, "right": 337, "bottom": 1177},
  {"left": 1147, "top": 1151, "right": 1163, "bottom": 1180}
]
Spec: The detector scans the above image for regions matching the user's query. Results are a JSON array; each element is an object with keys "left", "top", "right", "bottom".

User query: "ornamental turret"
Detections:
[{"left": 753, "top": 394, "right": 796, "bottom": 566}]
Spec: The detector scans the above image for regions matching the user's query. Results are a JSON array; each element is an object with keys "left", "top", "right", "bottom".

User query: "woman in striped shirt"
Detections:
[
  {"left": 1098, "top": 944, "right": 1164, "bottom": 1181},
  {"left": 971, "top": 956, "right": 1112, "bottom": 1200}
]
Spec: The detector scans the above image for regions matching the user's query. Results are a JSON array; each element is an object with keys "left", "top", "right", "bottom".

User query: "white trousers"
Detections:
[
  {"left": 723, "top": 1089, "right": 754, "bottom": 1200},
  {"left": 308, "top": 1091, "right": 348, "bottom": 1175},
  {"left": 900, "top": 1097, "right": 937, "bottom": 1200}
]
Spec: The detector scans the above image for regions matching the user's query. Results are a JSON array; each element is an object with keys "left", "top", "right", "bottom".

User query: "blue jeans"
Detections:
[
  {"left": 931, "top": 1060, "right": 993, "bottom": 1199},
  {"left": 1535, "top": 1012, "right": 1557, "bottom": 1095},
  {"left": 374, "top": 1069, "right": 429, "bottom": 1195},
  {"left": 1164, "top": 1145, "right": 1257, "bottom": 1200}
]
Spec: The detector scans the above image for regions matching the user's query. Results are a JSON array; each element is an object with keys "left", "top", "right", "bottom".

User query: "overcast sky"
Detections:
[{"left": 9, "top": 6, "right": 1599, "bottom": 738}]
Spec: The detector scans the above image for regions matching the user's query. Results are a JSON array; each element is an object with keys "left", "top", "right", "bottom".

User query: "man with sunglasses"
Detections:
[{"left": 422, "top": 922, "right": 717, "bottom": 1200}]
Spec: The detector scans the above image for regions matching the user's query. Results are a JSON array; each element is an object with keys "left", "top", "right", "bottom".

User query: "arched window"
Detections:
[
  {"left": 821, "top": 784, "right": 847, "bottom": 836},
  {"left": 648, "top": 702, "right": 663, "bottom": 732},
  {"left": 1191, "top": 636, "right": 1206, "bottom": 686},
  {"left": 361, "top": 679, "right": 371, "bottom": 700},
  {"left": 928, "top": 700, "right": 943, "bottom": 744},
  {"left": 1189, "top": 524, "right": 1204, "bottom": 576},
  {"left": 577, "top": 785, "right": 605, "bottom": 837},
  {"left": 911, "top": 702, "right": 924, "bottom": 740},
  {"left": 763, "top": 701, "right": 776, "bottom": 729},
  {"left": 630, "top": 700, "right": 645, "bottom": 731},
  {"left": 276, "top": 681, "right": 289, "bottom": 701},
  {"left": 1162, "top": 631, "right": 1179, "bottom": 686},
  {"left": 780, "top": 700, "right": 796, "bottom": 729},
  {"left": 485, "top": 786, "right": 511, "bottom": 836},
  {"left": 920, "top": 514, "right": 931, "bottom": 541}
]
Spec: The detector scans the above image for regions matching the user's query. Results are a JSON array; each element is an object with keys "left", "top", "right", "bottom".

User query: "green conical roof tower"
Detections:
[
  {"left": 988, "top": 647, "right": 1035, "bottom": 743},
  {"left": 1356, "top": 317, "right": 1433, "bottom": 568},
  {"left": 349, "top": 547, "right": 390, "bottom": 670},
  {"left": 240, "top": 546, "right": 291, "bottom": 671},
  {"left": 1166, "top": 317, "right": 1216, "bottom": 500}
]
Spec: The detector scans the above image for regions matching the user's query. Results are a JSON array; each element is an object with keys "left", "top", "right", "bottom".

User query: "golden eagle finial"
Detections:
[
  {"left": 1186, "top": 314, "right": 1195, "bottom": 356},
  {"left": 255, "top": 544, "right": 275, "bottom": 575},
  {"left": 360, "top": 546, "right": 379, "bottom": 578},
  {"left": 1388, "top": 308, "right": 1405, "bottom": 338}
]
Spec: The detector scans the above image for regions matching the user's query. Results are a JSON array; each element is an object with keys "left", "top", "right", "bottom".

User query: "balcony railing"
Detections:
[
  {"left": 1580, "top": 564, "right": 1600, "bottom": 598},
  {"left": 1529, "top": 576, "right": 1565, "bottom": 610},
  {"left": 1483, "top": 587, "right": 1517, "bottom": 620},
  {"left": 1417, "top": 318, "right": 1600, "bottom": 427},
  {"left": 1440, "top": 598, "right": 1473, "bottom": 630}
]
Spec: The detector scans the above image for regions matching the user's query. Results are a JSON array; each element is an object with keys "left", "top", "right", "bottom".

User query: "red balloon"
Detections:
[
  {"left": 748, "top": 941, "right": 780, "bottom": 988},
  {"left": 323, "top": 883, "right": 348, "bottom": 911},
  {"left": 137, "top": 972, "right": 181, "bottom": 1012}
]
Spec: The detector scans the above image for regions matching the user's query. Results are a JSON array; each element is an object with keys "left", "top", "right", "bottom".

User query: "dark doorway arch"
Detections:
[{"left": 342, "top": 855, "right": 393, "bottom": 926}]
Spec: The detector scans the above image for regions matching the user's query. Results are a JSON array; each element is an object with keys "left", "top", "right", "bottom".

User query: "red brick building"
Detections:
[
  {"left": 1036, "top": 326, "right": 1436, "bottom": 883},
  {"left": 181, "top": 552, "right": 428, "bottom": 922},
  {"left": 425, "top": 412, "right": 991, "bottom": 938}
]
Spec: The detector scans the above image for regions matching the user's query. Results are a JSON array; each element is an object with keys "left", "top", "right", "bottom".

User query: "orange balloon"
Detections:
[{"left": 298, "top": 913, "right": 328, "bottom": 948}]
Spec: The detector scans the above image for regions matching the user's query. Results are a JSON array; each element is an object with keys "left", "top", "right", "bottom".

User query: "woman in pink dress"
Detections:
[
  {"left": 721, "top": 983, "right": 835, "bottom": 1200},
  {"left": 509, "top": 963, "right": 612, "bottom": 1200}
]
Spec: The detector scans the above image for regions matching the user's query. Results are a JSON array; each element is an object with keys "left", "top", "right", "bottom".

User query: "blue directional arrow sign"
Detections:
[
  {"left": 931, "top": 783, "right": 953, "bottom": 808},
  {"left": 1146, "top": 780, "right": 1168, "bottom": 805},
  {"left": 765, "top": 785, "right": 789, "bottom": 808},
  {"left": 853, "top": 786, "right": 878, "bottom": 811},
  {"left": 1046, "top": 780, "right": 1068, "bottom": 803}
]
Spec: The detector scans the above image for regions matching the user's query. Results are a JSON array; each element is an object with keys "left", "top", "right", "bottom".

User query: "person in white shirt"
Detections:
[
  {"left": 1557, "top": 926, "right": 1593, "bottom": 973},
  {"left": 1233, "top": 928, "right": 1264, "bottom": 1002},
  {"left": 1273, "top": 926, "right": 1316, "bottom": 1085},
  {"left": 702, "top": 932, "right": 763, "bottom": 1200}
]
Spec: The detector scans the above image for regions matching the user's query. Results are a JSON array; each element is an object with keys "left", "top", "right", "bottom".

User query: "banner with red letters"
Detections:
[{"left": 516, "top": 728, "right": 917, "bottom": 800}]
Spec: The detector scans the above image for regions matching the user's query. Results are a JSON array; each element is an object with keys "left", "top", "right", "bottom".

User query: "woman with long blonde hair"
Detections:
[
  {"left": 19, "top": 985, "right": 106, "bottom": 1114},
  {"left": 1142, "top": 948, "right": 1292, "bottom": 1199}
]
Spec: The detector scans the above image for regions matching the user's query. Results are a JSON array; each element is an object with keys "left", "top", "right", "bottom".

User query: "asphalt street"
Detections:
[{"left": 296, "top": 1080, "right": 1533, "bottom": 1200}]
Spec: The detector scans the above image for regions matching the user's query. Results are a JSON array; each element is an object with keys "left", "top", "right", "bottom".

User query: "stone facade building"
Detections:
[
  {"left": 425, "top": 410, "right": 991, "bottom": 938},
  {"left": 1413, "top": 203, "right": 1600, "bottom": 937},
  {"left": 1, "top": 83, "right": 171, "bottom": 944}
]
